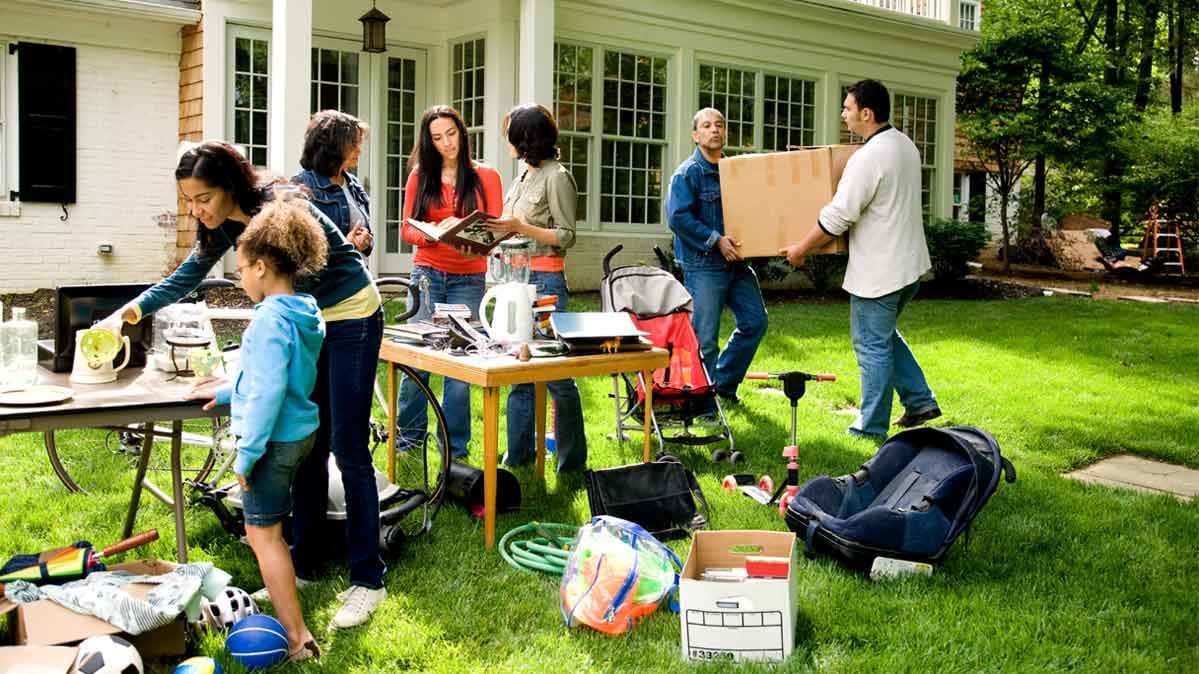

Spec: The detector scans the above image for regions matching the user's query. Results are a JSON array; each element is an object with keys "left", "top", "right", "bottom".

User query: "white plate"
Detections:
[{"left": 0, "top": 385, "right": 75, "bottom": 406}]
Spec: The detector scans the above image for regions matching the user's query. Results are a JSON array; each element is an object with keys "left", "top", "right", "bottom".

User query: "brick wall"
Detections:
[
  {"left": 0, "top": 42, "right": 181, "bottom": 292},
  {"left": 175, "top": 22, "right": 204, "bottom": 271}
]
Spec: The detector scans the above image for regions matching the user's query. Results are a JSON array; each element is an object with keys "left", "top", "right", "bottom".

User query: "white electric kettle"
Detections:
[
  {"left": 479, "top": 283, "right": 536, "bottom": 344},
  {"left": 70, "top": 328, "right": 131, "bottom": 384}
]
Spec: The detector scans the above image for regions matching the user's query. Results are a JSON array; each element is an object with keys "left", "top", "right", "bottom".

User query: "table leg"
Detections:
[
  {"left": 483, "top": 386, "right": 499, "bottom": 549},
  {"left": 170, "top": 420, "right": 188, "bottom": 564},
  {"left": 122, "top": 423, "right": 154, "bottom": 538},
  {"left": 387, "top": 363, "right": 398, "bottom": 483},
  {"left": 642, "top": 369, "right": 653, "bottom": 463},
  {"left": 534, "top": 382, "right": 547, "bottom": 482}
]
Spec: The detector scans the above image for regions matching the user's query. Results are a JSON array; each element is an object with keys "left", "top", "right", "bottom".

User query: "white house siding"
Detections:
[
  {"left": 0, "top": 3, "right": 185, "bottom": 292},
  {"left": 552, "top": 0, "right": 976, "bottom": 288},
  {"left": 183, "top": 0, "right": 974, "bottom": 289}
]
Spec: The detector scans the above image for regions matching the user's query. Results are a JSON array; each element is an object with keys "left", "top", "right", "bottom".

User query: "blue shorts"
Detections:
[{"left": 241, "top": 433, "right": 315, "bottom": 528}]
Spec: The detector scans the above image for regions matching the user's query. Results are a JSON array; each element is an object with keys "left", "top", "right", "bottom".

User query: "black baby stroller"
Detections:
[{"left": 600, "top": 245, "right": 737, "bottom": 462}]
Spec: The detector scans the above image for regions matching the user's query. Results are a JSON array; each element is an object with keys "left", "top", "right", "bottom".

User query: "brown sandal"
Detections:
[{"left": 288, "top": 640, "right": 321, "bottom": 662}]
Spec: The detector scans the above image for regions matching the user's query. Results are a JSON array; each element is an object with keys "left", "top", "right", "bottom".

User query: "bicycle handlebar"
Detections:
[
  {"left": 375, "top": 276, "right": 420, "bottom": 323},
  {"left": 746, "top": 371, "right": 836, "bottom": 382}
]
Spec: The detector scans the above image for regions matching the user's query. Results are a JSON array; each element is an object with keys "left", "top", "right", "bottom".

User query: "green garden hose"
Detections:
[{"left": 499, "top": 522, "right": 579, "bottom": 576}]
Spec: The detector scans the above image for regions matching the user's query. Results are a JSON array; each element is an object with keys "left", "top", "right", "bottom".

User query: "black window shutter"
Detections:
[{"left": 17, "top": 42, "right": 76, "bottom": 204}]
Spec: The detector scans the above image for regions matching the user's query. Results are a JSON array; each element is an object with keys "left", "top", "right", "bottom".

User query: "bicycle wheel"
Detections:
[
  {"left": 45, "top": 419, "right": 229, "bottom": 495},
  {"left": 374, "top": 363, "right": 452, "bottom": 548}
]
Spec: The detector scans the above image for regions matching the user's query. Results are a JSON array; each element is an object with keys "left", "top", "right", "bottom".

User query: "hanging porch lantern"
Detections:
[{"left": 359, "top": 2, "right": 390, "bottom": 53}]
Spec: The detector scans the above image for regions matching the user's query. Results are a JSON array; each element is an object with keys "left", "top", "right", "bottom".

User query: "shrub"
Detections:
[{"left": 925, "top": 218, "right": 990, "bottom": 282}]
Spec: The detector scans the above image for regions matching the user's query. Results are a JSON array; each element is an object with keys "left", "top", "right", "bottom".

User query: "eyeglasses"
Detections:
[{"left": 235, "top": 263, "right": 254, "bottom": 275}]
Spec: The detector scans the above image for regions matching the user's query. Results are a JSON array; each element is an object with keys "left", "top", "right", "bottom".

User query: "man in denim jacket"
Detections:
[{"left": 666, "top": 108, "right": 767, "bottom": 404}]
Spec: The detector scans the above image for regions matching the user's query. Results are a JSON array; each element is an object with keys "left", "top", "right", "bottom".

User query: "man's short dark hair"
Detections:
[{"left": 847, "top": 79, "right": 890, "bottom": 123}]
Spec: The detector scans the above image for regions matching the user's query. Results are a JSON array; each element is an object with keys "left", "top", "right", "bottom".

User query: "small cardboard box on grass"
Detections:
[
  {"left": 719, "top": 145, "right": 857, "bottom": 258},
  {"left": 0, "top": 559, "right": 187, "bottom": 658},
  {"left": 679, "top": 530, "right": 798, "bottom": 663}
]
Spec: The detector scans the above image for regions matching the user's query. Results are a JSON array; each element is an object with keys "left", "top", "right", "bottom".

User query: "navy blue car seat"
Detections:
[{"left": 784, "top": 426, "right": 1015, "bottom": 568}]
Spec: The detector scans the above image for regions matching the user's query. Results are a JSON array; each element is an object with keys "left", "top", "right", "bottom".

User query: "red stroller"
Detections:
[{"left": 599, "top": 245, "right": 739, "bottom": 462}]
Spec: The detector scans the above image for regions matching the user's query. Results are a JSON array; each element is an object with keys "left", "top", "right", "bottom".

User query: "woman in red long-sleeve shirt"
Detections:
[{"left": 397, "top": 105, "right": 502, "bottom": 458}]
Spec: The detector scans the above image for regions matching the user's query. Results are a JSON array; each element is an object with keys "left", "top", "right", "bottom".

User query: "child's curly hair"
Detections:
[{"left": 239, "top": 191, "right": 328, "bottom": 279}]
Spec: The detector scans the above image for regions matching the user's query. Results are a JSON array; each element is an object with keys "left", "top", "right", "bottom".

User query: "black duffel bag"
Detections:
[{"left": 583, "top": 457, "right": 709, "bottom": 540}]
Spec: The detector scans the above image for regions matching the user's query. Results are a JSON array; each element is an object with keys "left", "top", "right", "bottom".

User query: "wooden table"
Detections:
[
  {"left": 379, "top": 340, "right": 669, "bottom": 548},
  {"left": 0, "top": 367, "right": 228, "bottom": 562}
]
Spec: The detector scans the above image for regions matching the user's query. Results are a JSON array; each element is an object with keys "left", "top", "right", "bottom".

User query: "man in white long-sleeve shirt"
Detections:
[{"left": 780, "top": 79, "right": 940, "bottom": 440}]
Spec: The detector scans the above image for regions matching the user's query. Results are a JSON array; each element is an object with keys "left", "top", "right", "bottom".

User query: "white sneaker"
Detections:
[
  {"left": 250, "top": 577, "right": 312, "bottom": 604},
  {"left": 331, "top": 585, "right": 386, "bottom": 629}
]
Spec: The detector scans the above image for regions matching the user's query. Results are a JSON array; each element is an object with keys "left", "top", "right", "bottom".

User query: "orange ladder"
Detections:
[{"left": 1142, "top": 218, "right": 1186, "bottom": 275}]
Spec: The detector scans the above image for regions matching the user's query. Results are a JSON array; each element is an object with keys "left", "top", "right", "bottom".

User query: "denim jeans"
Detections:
[
  {"left": 291, "top": 308, "right": 386, "bottom": 589},
  {"left": 505, "top": 271, "right": 587, "bottom": 473},
  {"left": 682, "top": 263, "right": 768, "bottom": 396},
  {"left": 397, "top": 266, "right": 486, "bottom": 459},
  {"left": 849, "top": 282, "right": 937, "bottom": 438},
  {"left": 241, "top": 434, "right": 315, "bottom": 528}
]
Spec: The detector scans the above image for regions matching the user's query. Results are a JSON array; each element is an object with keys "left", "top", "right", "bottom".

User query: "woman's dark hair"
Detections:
[
  {"left": 846, "top": 79, "right": 891, "bottom": 123},
  {"left": 239, "top": 191, "right": 328, "bottom": 280},
  {"left": 407, "top": 105, "right": 482, "bottom": 220},
  {"left": 503, "top": 104, "right": 558, "bottom": 167},
  {"left": 300, "top": 110, "right": 368, "bottom": 177},
  {"left": 176, "top": 140, "right": 266, "bottom": 255}
]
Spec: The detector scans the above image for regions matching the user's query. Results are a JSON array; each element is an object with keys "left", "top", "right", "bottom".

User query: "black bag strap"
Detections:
[{"left": 683, "top": 466, "right": 711, "bottom": 530}]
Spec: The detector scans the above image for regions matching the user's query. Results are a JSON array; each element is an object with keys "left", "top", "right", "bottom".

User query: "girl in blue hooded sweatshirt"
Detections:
[{"left": 188, "top": 193, "right": 327, "bottom": 662}]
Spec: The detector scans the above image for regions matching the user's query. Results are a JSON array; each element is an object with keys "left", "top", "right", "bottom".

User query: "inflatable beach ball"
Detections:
[
  {"left": 172, "top": 656, "right": 223, "bottom": 674},
  {"left": 73, "top": 635, "right": 143, "bottom": 674},
  {"left": 226, "top": 614, "right": 288, "bottom": 670}
]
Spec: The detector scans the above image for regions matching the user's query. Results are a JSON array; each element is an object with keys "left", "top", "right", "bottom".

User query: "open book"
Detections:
[{"left": 405, "top": 209, "right": 514, "bottom": 256}]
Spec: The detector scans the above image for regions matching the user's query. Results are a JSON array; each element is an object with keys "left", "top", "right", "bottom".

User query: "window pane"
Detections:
[
  {"left": 893, "top": 93, "right": 938, "bottom": 219},
  {"left": 236, "top": 38, "right": 250, "bottom": 72},
  {"left": 762, "top": 74, "right": 817, "bottom": 152},
  {"left": 252, "top": 40, "right": 268, "bottom": 73},
  {"left": 252, "top": 111, "right": 267, "bottom": 145},
  {"left": 342, "top": 52, "right": 358, "bottom": 84}
]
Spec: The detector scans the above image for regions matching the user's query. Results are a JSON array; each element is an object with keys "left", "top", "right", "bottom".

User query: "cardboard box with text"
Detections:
[
  {"left": 719, "top": 146, "right": 857, "bottom": 258},
  {"left": 679, "top": 530, "right": 798, "bottom": 663}
]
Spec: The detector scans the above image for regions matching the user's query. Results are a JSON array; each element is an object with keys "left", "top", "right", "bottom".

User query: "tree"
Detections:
[{"left": 958, "top": 26, "right": 1124, "bottom": 270}]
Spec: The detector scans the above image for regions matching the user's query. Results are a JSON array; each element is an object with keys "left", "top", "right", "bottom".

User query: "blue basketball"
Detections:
[
  {"left": 173, "top": 656, "right": 223, "bottom": 674},
  {"left": 226, "top": 614, "right": 288, "bottom": 670}
]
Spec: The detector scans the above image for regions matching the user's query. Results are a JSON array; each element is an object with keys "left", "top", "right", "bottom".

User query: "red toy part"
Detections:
[
  {"left": 757, "top": 475, "right": 774, "bottom": 493},
  {"left": 744, "top": 555, "right": 790, "bottom": 578}
]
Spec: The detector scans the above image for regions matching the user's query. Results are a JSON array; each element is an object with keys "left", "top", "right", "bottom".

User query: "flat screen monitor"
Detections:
[{"left": 40, "top": 283, "right": 154, "bottom": 372}]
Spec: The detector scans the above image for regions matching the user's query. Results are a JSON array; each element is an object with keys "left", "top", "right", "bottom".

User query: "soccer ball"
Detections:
[
  {"left": 72, "top": 635, "right": 143, "bottom": 674},
  {"left": 196, "top": 586, "right": 259, "bottom": 632}
]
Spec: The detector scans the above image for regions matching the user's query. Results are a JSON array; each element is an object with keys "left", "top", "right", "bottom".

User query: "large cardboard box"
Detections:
[
  {"left": 679, "top": 530, "right": 798, "bottom": 663},
  {"left": 0, "top": 646, "right": 78, "bottom": 673},
  {"left": 0, "top": 559, "right": 187, "bottom": 658},
  {"left": 719, "top": 145, "right": 857, "bottom": 258}
]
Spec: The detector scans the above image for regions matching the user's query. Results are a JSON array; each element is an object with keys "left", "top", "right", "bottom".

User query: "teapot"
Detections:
[
  {"left": 479, "top": 283, "right": 536, "bottom": 344},
  {"left": 70, "top": 327, "right": 131, "bottom": 384}
]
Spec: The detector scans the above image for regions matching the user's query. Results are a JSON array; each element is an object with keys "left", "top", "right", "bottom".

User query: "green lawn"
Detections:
[{"left": 1, "top": 293, "right": 1197, "bottom": 673}]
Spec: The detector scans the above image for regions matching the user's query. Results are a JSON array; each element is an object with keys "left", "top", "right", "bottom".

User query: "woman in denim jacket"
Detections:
[
  {"left": 294, "top": 110, "right": 374, "bottom": 257},
  {"left": 487, "top": 104, "right": 587, "bottom": 474}
]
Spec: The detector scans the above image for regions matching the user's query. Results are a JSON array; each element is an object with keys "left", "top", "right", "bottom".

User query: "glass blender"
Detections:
[{"left": 488, "top": 237, "right": 532, "bottom": 285}]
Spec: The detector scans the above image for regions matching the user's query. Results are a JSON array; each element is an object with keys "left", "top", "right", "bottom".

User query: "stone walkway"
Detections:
[{"left": 1065, "top": 454, "right": 1199, "bottom": 501}]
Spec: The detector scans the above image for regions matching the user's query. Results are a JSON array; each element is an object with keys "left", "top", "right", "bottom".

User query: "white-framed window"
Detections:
[
  {"left": 310, "top": 46, "right": 360, "bottom": 116},
  {"left": 554, "top": 41, "right": 670, "bottom": 230},
  {"left": 450, "top": 36, "right": 485, "bottom": 160},
  {"left": 960, "top": 0, "right": 981, "bottom": 31},
  {"left": 893, "top": 92, "right": 938, "bottom": 219},
  {"left": 384, "top": 55, "right": 418, "bottom": 254},
  {"left": 695, "top": 63, "right": 817, "bottom": 155},
  {"left": 553, "top": 42, "right": 591, "bottom": 221},
  {"left": 227, "top": 26, "right": 271, "bottom": 167}
]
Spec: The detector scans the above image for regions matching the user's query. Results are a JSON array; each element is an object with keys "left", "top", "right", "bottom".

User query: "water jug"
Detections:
[{"left": 2, "top": 307, "right": 39, "bottom": 387}]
